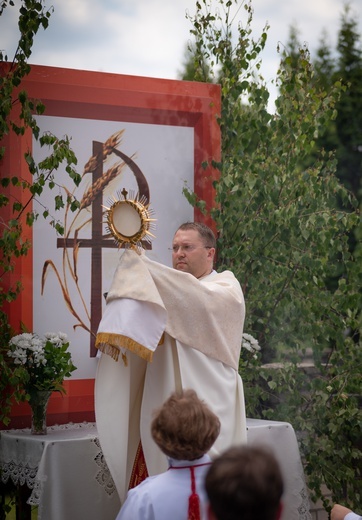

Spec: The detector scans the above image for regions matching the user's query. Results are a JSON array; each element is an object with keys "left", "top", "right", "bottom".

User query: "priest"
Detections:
[{"left": 95, "top": 222, "right": 247, "bottom": 503}]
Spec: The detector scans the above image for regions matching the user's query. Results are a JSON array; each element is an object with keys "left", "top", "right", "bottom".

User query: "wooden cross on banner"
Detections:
[{"left": 57, "top": 140, "right": 151, "bottom": 357}]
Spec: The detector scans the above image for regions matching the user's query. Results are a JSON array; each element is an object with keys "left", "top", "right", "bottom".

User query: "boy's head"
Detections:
[
  {"left": 205, "top": 445, "right": 284, "bottom": 520},
  {"left": 151, "top": 389, "right": 220, "bottom": 461}
]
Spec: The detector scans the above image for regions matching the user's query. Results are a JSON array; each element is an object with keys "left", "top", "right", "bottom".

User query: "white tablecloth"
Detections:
[
  {"left": 247, "top": 418, "right": 311, "bottom": 520},
  {"left": 0, "top": 419, "right": 311, "bottom": 520},
  {"left": 0, "top": 422, "right": 121, "bottom": 520}
]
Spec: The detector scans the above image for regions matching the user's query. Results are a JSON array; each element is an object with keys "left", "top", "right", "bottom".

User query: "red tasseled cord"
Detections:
[{"left": 188, "top": 466, "right": 201, "bottom": 520}]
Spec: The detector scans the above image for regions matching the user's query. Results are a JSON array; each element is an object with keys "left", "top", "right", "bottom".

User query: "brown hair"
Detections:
[
  {"left": 151, "top": 389, "right": 220, "bottom": 461},
  {"left": 205, "top": 445, "right": 284, "bottom": 520},
  {"left": 176, "top": 222, "right": 216, "bottom": 249}
]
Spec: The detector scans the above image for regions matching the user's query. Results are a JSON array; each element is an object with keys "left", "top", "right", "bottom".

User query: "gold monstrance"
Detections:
[{"left": 103, "top": 188, "right": 156, "bottom": 249}]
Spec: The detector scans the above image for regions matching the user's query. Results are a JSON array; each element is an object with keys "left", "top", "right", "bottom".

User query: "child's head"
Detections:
[{"left": 151, "top": 389, "right": 220, "bottom": 461}]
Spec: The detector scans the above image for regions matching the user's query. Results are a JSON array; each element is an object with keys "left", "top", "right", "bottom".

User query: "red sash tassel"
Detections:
[{"left": 188, "top": 466, "right": 201, "bottom": 520}]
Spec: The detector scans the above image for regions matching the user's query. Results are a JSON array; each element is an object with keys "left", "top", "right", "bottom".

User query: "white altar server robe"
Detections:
[{"left": 116, "top": 455, "right": 212, "bottom": 520}]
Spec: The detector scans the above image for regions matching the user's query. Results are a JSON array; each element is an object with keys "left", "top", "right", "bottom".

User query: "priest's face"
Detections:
[{"left": 172, "top": 229, "right": 215, "bottom": 279}]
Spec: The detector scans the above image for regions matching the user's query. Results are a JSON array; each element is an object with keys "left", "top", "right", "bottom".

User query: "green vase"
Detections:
[{"left": 28, "top": 390, "right": 52, "bottom": 435}]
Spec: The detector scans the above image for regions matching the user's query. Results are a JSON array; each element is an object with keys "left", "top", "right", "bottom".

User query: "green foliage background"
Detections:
[{"left": 181, "top": 0, "right": 361, "bottom": 512}]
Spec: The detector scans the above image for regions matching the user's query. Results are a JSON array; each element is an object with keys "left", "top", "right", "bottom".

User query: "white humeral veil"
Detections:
[{"left": 95, "top": 249, "right": 247, "bottom": 503}]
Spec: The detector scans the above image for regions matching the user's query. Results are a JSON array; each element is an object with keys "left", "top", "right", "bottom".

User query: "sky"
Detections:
[{"left": 1, "top": 0, "right": 361, "bottom": 109}]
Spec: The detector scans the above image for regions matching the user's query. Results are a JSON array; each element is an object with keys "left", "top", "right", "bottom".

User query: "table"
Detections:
[
  {"left": 247, "top": 418, "right": 311, "bottom": 520},
  {"left": 0, "top": 422, "right": 121, "bottom": 520},
  {"left": 1, "top": 419, "right": 311, "bottom": 520}
]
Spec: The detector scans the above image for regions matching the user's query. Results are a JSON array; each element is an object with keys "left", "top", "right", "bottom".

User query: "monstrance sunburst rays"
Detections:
[{"left": 103, "top": 188, "right": 156, "bottom": 249}]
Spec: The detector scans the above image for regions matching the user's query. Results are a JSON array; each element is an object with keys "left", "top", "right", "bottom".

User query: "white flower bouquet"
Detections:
[{"left": 6, "top": 332, "right": 76, "bottom": 396}]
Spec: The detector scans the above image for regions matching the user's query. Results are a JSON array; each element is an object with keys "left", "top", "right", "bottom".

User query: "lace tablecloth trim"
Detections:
[
  {"left": 2, "top": 421, "right": 97, "bottom": 435},
  {"left": 298, "top": 485, "right": 312, "bottom": 520},
  {"left": 93, "top": 437, "right": 116, "bottom": 496},
  {"left": 48, "top": 422, "right": 97, "bottom": 432},
  {"left": 0, "top": 460, "right": 38, "bottom": 488},
  {"left": 28, "top": 479, "right": 44, "bottom": 506}
]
